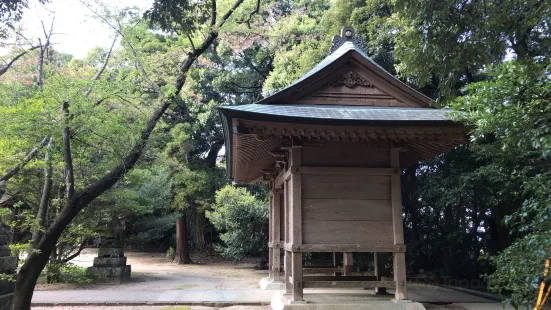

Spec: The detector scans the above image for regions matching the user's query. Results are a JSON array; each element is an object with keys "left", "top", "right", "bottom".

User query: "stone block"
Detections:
[
  {"left": 271, "top": 293, "right": 427, "bottom": 310},
  {"left": 0, "top": 292, "right": 13, "bottom": 310},
  {"left": 87, "top": 265, "right": 131, "bottom": 283},
  {"left": 260, "top": 277, "right": 285, "bottom": 290},
  {"left": 0, "top": 257, "right": 16, "bottom": 273},
  {"left": 0, "top": 279, "right": 15, "bottom": 296},
  {"left": 98, "top": 247, "right": 124, "bottom": 257},
  {"left": 0, "top": 246, "right": 10, "bottom": 258},
  {"left": 0, "top": 224, "right": 12, "bottom": 247},
  {"left": 93, "top": 256, "right": 127, "bottom": 267}
]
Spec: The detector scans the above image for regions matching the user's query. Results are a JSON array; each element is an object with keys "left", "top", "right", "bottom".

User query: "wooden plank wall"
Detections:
[
  {"left": 301, "top": 173, "right": 393, "bottom": 245},
  {"left": 302, "top": 142, "right": 388, "bottom": 168}
]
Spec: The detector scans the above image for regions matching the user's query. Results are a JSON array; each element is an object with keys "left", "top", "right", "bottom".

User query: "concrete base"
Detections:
[
  {"left": 259, "top": 277, "right": 285, "bottom": 290},
  {"left": 271, "top": 292, "right": 426, "bottom": 310}
]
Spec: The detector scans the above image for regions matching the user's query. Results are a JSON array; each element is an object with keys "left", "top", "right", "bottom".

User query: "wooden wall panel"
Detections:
[
  {"left": 303, "top": 220, "right": 393, "bottom": 244},
  {"left": 302, "top": 142, "right": 389, "bottom": 167},
  {"left": 302, "top": 182, "right": 390, "bottom": 200},
  {"left": 300, "top": 171, "right": 393, "bottom": 245},
  {"left": 302, "top": 174, "right": 390, "bottom": 184},
  {"left": 302, "top": 199, "right": 392, "bottom": 221}
]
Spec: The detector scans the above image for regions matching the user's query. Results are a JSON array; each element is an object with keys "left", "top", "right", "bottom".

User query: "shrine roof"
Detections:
[
  {"left": 218, "top": 104, "right": 456, "bottom": 125},
  {"left": 255, "top": 40, "right": 432, "bottom": 106}
]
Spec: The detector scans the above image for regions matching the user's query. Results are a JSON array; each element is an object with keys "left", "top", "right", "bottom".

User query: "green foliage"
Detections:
[
  {"left": 206, "top": 185, "right": 268, "bottom": 262},
  {"left": 41, "top": 262, "right": 98, "bottom": 284},
  {"left": 451, "top": 61, "right": 551, "bottom": 307},
  {"left": 166, "top": 246, "right": 176, "bottom": 261}
]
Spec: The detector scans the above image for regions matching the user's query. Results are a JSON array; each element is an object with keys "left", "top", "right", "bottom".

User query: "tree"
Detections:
[
  {"left": 206, "top": 185, "right": 268, "bottom": 262},
  {"left": 5, "top": 0, "right": 250, "bottom": 307},
  {"left": 453, "top": 61, "right": 551, "bottom": 307}
]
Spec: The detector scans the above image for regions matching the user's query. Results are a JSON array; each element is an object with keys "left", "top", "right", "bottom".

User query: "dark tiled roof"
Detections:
[{"left": 219, "top": 104, "right": 455, "bottom": 122}]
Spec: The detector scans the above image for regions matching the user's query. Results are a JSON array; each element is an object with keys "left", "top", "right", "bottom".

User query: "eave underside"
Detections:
[{"left": 230, "top": 120, "right": 467, "bottom": 183}]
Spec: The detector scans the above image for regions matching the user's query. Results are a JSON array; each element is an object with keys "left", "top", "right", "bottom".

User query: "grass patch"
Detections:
[{"left": 174, "top": 284, "right": 198, "bottom": 290}]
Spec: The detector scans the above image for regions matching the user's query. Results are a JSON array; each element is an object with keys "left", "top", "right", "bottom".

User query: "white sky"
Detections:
[{"left": 19, "top": 0, "right": 153, "bottom": 59}]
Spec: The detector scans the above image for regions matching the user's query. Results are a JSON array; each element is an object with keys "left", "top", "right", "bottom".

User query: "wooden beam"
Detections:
[
  {"left": 299, "top": 167, "right": 394, "bottom": 176},
  {"left": 303, "top": 267, "right": 344, "bottom": 274},
  {"left": 303, "top": 276, "right": 377, "bottom": 281},
  {"left": 285, "top": 251, "right": 292, "bottom": 295},
  {"left": 292, "top": 252, "right": 303, "bottom": 301},
  {"left": 344, "top": 253, "right": 353, "bottom": 276},
  {"left": 274, "top": 169, "right": 285, "bottom": 188},
  {"left": 268, "top": 192, "right": 274, "bottom": 280},
  {"left": 284, "top": 243, "right": 405, "bottom": 253},
  {"left": 374, "top": 252, "right": 388, "bottom": 294},
  {"left": 303, "top": 280, "right": 396, "bottom": 289}
]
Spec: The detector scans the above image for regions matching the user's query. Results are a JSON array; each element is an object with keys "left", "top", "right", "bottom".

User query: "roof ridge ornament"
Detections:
[{"left": 329, "top": 27, "right": 367, "bottom": 55}]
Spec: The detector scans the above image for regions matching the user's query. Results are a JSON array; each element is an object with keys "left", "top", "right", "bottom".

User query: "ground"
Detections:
[
  {"left": 31, "top": 249, "right": 509, "bottom": 310},
  {"left": 36, "top": 249, "right": 265, "bottom": 291}
]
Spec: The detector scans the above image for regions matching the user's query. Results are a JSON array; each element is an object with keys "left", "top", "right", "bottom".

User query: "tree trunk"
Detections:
[
  {"left": 30, "top": 138, "right": 52, "bottom": 254},
  {"left": 195, "top": 211, "right": 206, "bottom": 250},
  {"left": 175, "top": 214, "right": 192, "bottom": 264}
]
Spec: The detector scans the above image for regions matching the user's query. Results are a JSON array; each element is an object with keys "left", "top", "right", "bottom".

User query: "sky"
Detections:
[{"left": 19, "top": 0, "right": 153, "bottom": 59}]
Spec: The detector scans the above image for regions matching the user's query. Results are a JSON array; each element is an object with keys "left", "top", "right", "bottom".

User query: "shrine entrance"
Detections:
[{"left": 218, "top": 28, "right": 466, "bottom": 306}]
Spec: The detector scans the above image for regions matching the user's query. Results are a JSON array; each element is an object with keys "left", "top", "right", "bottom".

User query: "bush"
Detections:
[
  {"left": 41, "top": 262, "right": 98, "bottom": 284},
  {"left": 166, "top": 246, "right": 176, "bottom": 261},
  {"left": 206, "top": 185, "right": 268, "bottom": 263}
]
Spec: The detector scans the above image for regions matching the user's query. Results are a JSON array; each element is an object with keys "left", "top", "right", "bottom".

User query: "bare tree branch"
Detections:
[
  {"left": 85, "top": 34, "right": 118, "bottom": 99},
  {"left": 0, "top": 46, "right": 39, "bottom": 77},
  {"left": 79, "top": 3, "right": 163, "bottom": 96},
  {"left": 61, "top": 239, "right": 88, "bottom": 263},
  {"left": 235, "top": 0, "right": 260, "bottom": 29},
  {"left": 0, "top": 135, "right": 52, "bottom": 182},
  {"left": 186, "top": 33, "right": 197, "bottom": 53},
  {"left": 62, "top": 102, "right": 75, "bottom": 200},
  {"left": 211, "top": 0, "right": 217, "bottom": 26},
  {"left": 37, "top": 17, "right": 55, "bottom": 92},
  {"left": 30, "top": 137, "right": 53, "bottom": 255}
]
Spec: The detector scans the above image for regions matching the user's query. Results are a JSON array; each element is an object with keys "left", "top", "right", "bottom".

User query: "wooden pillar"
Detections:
[
  {"left": 343, "top": 253, "right": 353, "bottom": 276},
  {"left": 284, "top": 179, "right": 292, "bottom": 295},
  {"left": 272, "top": 189, "right": 282, "bottom": 281},
  {"left": 390, "top": 148, "right": 407, "bottom": 300},
  {"left": 289, "top": 145, "right": 304, "bottom": 302},
  {"left": 268, "top": 190, "right": 274, "bottom": 280},
  {"left": 374, "top": 252, "right": 388, "bottom": 294},
  {"left": 285, "top": 250, "right": 292, "bottom": 294}
]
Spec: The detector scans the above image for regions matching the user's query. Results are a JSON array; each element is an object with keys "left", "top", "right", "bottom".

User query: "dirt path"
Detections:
[{"left": 37, "top": 249, "right": 267, "bottom": 291}]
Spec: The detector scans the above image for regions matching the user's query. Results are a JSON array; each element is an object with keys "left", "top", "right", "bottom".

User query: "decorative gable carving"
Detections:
[
  {"left": 327, "top": 71, "right": 373, "bottom": 88},
  {"left": 292, "top": 69, "right": 411, "bottom": 107}
]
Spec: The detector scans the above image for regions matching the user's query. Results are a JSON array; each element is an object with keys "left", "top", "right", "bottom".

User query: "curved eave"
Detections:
[
  {"left": 217, "top": 105, "right": 464, "bottom": 180},
  {"left": 218, "top": 108, "right": 234, "bottom": 180}
]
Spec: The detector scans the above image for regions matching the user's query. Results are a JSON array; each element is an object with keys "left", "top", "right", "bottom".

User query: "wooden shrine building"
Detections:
[{"left": 218, "top": 28, "right": 467, "bottom": 304}]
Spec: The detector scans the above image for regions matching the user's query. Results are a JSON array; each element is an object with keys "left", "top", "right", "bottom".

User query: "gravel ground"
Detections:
[{"left": 32, "top": 307, "right": 268, "bottom": 310}]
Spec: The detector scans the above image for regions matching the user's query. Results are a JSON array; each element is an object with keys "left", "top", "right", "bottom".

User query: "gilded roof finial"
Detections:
[{"left": 329, "top": 27, "right": 367, "bottom": 55}]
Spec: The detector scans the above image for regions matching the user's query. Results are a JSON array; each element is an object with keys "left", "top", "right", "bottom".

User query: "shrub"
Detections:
[
  {"left": 166, "top": 246, "right": 176, "bottom": 261},
  {"left": 206, "top": 185, "right": 268, "bottom": 263}
]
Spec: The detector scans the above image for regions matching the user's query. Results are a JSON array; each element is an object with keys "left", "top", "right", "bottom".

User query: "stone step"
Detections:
[
  {"left": 87, "top": 265, "right": 131, "bottom": 283},
  {"left": 93, "top": 257, "right": 127, "bottom": 267},
  {"left": 0, "top": 277, "right": 15, "bottom": 296},
  {"left": 0, "top": 246, "right": 10, "bottom": 257},
  {"left": 98, "top": 248, "right": 124, "bottom": 257},
  {"left": 0, "top": 257, "right": 17, "bottom": 273}
]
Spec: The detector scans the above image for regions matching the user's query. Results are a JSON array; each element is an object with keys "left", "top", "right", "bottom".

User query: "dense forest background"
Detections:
[{"left": 0, "top": 0, "right": 550, "bottom": 308}]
